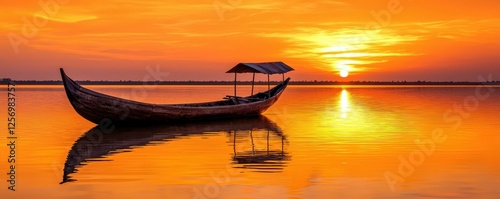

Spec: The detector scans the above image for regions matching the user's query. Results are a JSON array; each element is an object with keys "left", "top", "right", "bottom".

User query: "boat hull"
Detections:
[{"left": 61, "top": 69, "right": 289, "bottom": 124}]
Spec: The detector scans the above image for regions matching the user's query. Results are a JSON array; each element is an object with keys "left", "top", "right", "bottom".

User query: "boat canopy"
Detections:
[{"left": 226, "top": 62, "right": 294, "bottom": 74}]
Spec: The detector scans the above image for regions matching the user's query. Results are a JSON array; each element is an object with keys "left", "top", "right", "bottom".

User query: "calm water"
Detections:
[{"left": 1, "top": 85, "right": 500, "bottom": 198}]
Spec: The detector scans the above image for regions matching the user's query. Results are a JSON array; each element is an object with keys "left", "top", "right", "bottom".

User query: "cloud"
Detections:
[
  {"left": 403, "top": 19, "right": 500, "bottom": 40},
  {"left": 1, "top": 0, "right": 500, "bottom": 80},
  {"left": 258, "top": 27, "right": 422, "bottom": 72},
  {"left": 34, "top": 13, "right": 98, "bottom": 23}
]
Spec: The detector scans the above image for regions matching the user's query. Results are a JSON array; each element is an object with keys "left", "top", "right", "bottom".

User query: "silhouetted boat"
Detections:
[
  {"left": 60, "top": 62, "right": 294, "bottom": 124},
  {"left": 60, "top": 116, "right": 289, "bottom": 184}
]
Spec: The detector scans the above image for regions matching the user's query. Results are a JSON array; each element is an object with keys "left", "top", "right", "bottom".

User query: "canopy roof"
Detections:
[{"left": 226, "top": 62, "right": 294, "bottom": 74}]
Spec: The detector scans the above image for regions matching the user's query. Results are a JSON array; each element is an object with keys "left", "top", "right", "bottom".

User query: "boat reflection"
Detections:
[
  {"left": 230, "top": 128, "right": 289, "bottom": 173},
  {"left": 61, "top": 116, "right": 289, "bottom": 184}
]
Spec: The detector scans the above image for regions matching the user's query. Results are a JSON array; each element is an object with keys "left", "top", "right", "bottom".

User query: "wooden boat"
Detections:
[{"left": 60, "top": 62, "right": 294, "bottom": 124}]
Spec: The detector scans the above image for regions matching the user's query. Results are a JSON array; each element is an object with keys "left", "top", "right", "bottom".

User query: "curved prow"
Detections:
[
  {"left": 280, "top": 77, "right": 290, "bottom": 94},
  {"left": 60, "top": 68, "right": 80, "bottom": 106},
  {"left": 264, "top": 77, "right": 290, "bottom": 98}
]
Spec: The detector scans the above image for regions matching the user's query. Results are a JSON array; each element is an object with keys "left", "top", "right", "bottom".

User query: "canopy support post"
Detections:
[
  {"left": 234, "top": 73, "right": 237, "bottom": 97},
  {"left": 233, "top": 131, "right": 236, "bottom": 159},
  {"left": 267, "top": 74, "right": 270, "bottom": 98},
  {"left": 267, "top": 130, "right": 270, "bottom": 155},
  {"left": 282, "top": 135, "right": 284, "bottom": 155},
  {"left": 250, "top": 130, "right": 255, "bottom": 155},
  {"left": 282, "top": 73, "right": 285, "bottom": 82},
  {"left": 251, "top": 72, "right": 255, "bottom": 96}
]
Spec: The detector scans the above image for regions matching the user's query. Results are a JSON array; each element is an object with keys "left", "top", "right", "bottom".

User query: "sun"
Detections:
[{"left": 340, "top": 70, "right": 349, "bottom": 78}]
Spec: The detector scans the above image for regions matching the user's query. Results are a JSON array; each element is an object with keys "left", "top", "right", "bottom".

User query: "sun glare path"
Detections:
[{"left": 340, "top": 89, "right": 350, "bottom": 118}]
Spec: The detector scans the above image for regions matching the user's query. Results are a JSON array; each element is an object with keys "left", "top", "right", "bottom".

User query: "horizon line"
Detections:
[{"left": 2, "top": 79, "right": 500, "bottom": 86}]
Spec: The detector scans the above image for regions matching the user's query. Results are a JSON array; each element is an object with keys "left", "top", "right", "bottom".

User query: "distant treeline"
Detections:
[{"left": 1, "top": 79, "right": 500, "bottom": 85}]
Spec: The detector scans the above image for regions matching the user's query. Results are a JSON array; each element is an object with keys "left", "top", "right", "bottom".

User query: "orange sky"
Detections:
[{"left": 1, "top": 0, "right": 499, "bottom": 81}]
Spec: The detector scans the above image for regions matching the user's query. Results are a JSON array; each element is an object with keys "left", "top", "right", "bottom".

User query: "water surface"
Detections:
[{"left": 1, "top": 85, "right": 499, "bottom": 198}]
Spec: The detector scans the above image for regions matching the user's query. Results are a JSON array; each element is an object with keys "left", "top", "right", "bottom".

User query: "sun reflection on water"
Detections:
[
  {"left": 340, "top": 89, "right": 350, "bottom": 118},
  {"left": 317, "top": 88, "right": 410, "bottom": 142}
]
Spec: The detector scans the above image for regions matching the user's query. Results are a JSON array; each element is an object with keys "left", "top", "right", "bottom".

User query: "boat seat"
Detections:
[
  {"left": 256, "top": 92, "right": 270, "bottom": 99},
  {"left": 223, "top": 95, "right": 242, "bottom": 99},
  {"left": 237, "top": 98, "right": 251, "bottom": 104},
  {"left": 246, "top": 97, "right": 260, "bottom": 102}
]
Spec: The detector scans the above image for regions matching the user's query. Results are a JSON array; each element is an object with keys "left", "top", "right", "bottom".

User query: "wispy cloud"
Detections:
[
  {"left": 412, "top": 19, "right": 500, "bottom": 41},
  {"left": 34, "top": 13, "right": 98, "bottom": 23},
  {"left": 1, "top": 0, "right": 500, "bottom": 80},
  {"left": 259, "top": 27, "right": 422, "bottom": 72}
]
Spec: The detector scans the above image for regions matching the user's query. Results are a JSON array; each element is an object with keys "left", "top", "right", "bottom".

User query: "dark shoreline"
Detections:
[{"left": 2, "top": 80, "right": 500, "bottom": 86}]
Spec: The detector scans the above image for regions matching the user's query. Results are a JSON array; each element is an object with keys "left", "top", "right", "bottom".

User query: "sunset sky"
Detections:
[{"left": 1, "top": 0, "right": 499, "bottom": 81}]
